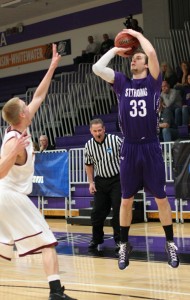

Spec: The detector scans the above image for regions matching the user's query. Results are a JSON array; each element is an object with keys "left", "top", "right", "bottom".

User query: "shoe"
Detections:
[
  {"left": 49, "top": 286, "right": 77, "bottom": 300},
  {"left": 115, "top": 242, "right": 120, "bottom": 253},
  {"left": 115, "top": 242, "right": 120, "bottom": 257},
  {"left": 118, "top": 242, "right": 133, "bottom": 270},
  {"left": 88, "top": 239, "right": 103, "bottom": 250},
  {"left": 165, "top": 241, "right": 180, "bottom": 268}
]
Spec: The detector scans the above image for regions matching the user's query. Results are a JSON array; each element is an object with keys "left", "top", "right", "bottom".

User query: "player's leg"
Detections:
[
  {"left": 42, "top": 247, "right": 77, "bottom": 300},
  {"left": 109, "top": 175, "right": 121, "bottom": 253},
  {"left": 155, "top": 197, "right": 179, "bottom": 268},
  {"left": 118, "top": 143, "right": 141, "bottom": 270},
  {"left": 143, "top": 141, "right": 179, "bottom": 268},
  {"left": 118, "top": 197, "right": 134, "bottom": 270}
]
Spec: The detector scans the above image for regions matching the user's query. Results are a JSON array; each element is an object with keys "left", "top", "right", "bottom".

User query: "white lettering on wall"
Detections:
[{"left": 0, "top": 32, "right": 7, "bottom": 47}]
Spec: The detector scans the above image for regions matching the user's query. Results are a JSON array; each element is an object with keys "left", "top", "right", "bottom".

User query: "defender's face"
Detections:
[
  {"left": 131, "top": 53, "right": 147, "bottom": 74},
  {"left": 90, "top": 124, "right": 105, "bottom": 142},
  {"left": 19, "top": 100, "right": 31, "bottom": 125}
]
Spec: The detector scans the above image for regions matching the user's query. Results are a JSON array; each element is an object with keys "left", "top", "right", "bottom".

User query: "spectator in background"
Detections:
[
  {"left": 84, "top": 118, "right": 122, "bottom": 254},
  {"left": 176, "top": 61, "right": 190, "bottom": 86},
  {"left": 73, "top": 35, "right": 99, "bottom": 64},
  {"left": 33, "top": 141, "right": 40, "bottom": 151},
  {"left": 175, "top": 73, "right": 190, "bottom": 126},
  {"left": 99, "top": 33, "right": 114, "bottom": 55},
  {"left": 161, "top": 80, "right": 182, "bottom": 126},
  {"left": 39, "top": 134, "right": 55, "bottom": 152},
  {"left": 160, "top": 61, "right": 178, "bottom": 88},
  {"left": 129, "top": 19, "right": 143, "bottom": 33},
  {"left": 159, "top": 98, "right": 179, "bottom": 143},
  {"left": 123, "top": 15, "right": 143, "bottom": 33}
]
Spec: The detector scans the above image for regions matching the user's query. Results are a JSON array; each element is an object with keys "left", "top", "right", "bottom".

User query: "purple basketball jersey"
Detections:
[
  {"left": 113, "top": 72, "right": 166, "bottom": 198},
  {"left": 113, "top": 72, "right": 162, "bottom": 141}
]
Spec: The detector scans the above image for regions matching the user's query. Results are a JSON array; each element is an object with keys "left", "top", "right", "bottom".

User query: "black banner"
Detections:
[{"left": 173, "top": 142, "right": 190, "bottom": 199}]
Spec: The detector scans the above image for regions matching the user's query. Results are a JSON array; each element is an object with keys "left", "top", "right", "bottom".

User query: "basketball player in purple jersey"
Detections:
[{"left": 92, "top": 28, "right": 179, "bottom": 270}]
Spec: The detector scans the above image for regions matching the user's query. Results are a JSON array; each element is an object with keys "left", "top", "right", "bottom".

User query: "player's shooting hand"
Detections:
[{"left": 115, "top": 47, "right": 132, "bottom": 58}]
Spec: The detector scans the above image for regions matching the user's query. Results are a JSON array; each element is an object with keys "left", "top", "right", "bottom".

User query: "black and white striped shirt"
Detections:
[{"left": 84, "top": 133, "right": 122, "bottom": 178}]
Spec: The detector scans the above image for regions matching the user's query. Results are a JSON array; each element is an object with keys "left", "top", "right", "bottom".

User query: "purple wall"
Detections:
[{"left": 2, "top": 1, "right": 142, "bottom": 45}]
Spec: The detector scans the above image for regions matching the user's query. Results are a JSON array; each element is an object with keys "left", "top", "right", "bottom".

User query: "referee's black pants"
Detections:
[{"left": 91, "top": 174, "right": 121, "bottom": 244}]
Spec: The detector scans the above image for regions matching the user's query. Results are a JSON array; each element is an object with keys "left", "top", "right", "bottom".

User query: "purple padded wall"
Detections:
[
  {"left": 55, "top": 134, "right": 91, "bottom": 149},
  {"left": 75, "top": 122, "right": 118, "bottom": 135},
  {"left": 93, "top": 112, "right": 118, "bottom": 123}
]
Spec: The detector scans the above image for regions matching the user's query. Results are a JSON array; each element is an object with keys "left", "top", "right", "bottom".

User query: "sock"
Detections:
[
  {"left": 120, "top": 226, "right": 130, "bottom": 243},
  {"left": 163, "top": 224, "right": 174, "bottom": 241},
  {"left": 48, "top": 276, "right": 62, "bottom": 294}
]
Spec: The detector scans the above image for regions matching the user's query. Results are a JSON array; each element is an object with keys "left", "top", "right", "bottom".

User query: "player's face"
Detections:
[
  {"left": 19, "top": 100, "right": 31, "bottom": 125},
  {"left": 90, "top": 124, "right": 105, "bottom": 142},
  {"left": 130, "top": 53, "right": 148, "bottom": 74}
]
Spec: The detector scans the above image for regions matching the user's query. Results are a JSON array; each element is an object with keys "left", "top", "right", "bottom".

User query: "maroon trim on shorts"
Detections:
[
  {"left": 19, "top": 242, "right": 58, "bottom": 257},
  {"left": 1, "top": 242, "right": 14, "bottom": 246},
  {"left": 14, "top": 231, "right": 43, "bottom": 242},
  {"left": 0, "top": 254, "right": 11, "bottom": 261}
]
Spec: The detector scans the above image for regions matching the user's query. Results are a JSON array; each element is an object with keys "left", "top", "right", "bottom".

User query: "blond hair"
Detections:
[{"left": 2, "top": 97, "right": 22, "bottom": 125}]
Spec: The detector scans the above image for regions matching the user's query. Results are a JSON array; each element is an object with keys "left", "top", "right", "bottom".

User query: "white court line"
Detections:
[
  {"left": 131, "top": 225, "right": 160, "bottom": 231},
  {"left": 0, "top": 279, "right": 190, "bottom": 297}
]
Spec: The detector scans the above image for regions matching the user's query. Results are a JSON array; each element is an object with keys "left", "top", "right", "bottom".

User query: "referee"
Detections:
[{"left": 84, "top": 118, "right": 122, "bottom": 253}]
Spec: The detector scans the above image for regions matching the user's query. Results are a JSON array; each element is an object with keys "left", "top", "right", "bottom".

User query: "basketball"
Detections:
[{"left": 114, "top": 31, "right": 140, "bottom": 56}]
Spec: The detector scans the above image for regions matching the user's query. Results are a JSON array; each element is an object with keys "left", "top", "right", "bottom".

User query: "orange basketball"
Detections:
[{"left": 114, "top": 31, "right": 140, "bottom": 56}]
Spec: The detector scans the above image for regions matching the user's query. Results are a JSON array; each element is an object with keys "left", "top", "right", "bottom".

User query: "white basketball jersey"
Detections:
[{"left": 0, "top": 128, "right": 34, "bottom": 195}]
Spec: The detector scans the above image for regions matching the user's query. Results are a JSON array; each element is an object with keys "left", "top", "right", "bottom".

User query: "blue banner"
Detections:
[{"left": 30, "top": 151, "right": 69, "bottom": 197}]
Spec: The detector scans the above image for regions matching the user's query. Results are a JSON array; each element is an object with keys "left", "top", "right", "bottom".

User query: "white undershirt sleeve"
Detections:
[{"left": 92, "top": 48, "right": 117, "bottom": 83}]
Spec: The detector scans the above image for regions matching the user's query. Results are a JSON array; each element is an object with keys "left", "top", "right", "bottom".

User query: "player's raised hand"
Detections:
[
  {"left": 115, "top": 47, "right": 132, "bottom": 58},
  {"left": 50, "top": 43, "right": 62, "bottom": 69},
  {"left": 122, "top": 28, "right": 141, "bottom": 38}
]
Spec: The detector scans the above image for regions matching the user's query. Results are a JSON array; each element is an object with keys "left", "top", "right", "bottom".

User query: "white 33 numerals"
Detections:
[{"left": 129, "top": 99, "right": 147, "bottom": 117}]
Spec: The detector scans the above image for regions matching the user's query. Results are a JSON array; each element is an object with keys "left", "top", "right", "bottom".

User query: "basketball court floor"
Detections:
[{"left": 0, "top": 218, "right": 190, "bottom": 300}]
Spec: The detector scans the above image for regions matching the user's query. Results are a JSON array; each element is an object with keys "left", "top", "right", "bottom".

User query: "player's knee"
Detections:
[
  {"left": 155, "top": 197, "right": 168, "bottom": 208},
  {"left": 121, "top": 198, "right": 133, "bottom": 208}
]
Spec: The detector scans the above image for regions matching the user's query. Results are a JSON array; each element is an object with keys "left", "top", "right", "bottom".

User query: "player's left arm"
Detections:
[
  {"left": 28, "top": 44, "right": 61, "bottom": 119},
  {"left": 123, "top": 29, "right": 160, "bottom": 80}
]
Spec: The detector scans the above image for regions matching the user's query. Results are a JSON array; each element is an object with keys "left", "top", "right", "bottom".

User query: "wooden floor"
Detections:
[{"left": 0, "top": 219, "right": 190, "bottom": 300}]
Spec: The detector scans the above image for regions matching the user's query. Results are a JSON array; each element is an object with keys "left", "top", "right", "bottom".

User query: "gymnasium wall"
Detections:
[
  {"left": 0, "top": 0, "right": 143, "bottom": 78},
  {"left": 142, "top": 0, "right": 170, "bottom": 42}
]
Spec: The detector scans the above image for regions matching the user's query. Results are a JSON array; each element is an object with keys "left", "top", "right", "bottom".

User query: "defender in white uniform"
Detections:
[{"left": 0, "top": 44, "right": 77, "bottom": 300}]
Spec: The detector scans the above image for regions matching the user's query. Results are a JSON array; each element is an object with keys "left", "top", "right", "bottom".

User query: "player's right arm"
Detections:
[
  {"left": 0, "top": 131, "right": 30, "bottom": 179},
  {"left": 92, "top": 47, "right": 129, "bottom": 83}
]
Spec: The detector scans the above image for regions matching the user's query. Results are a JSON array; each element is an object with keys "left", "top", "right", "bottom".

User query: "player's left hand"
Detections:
[{"left": 122, "top": 28, "right": 141, "bottom": 38}]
